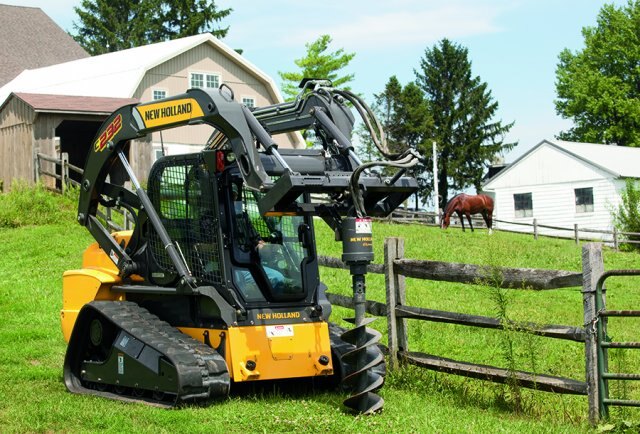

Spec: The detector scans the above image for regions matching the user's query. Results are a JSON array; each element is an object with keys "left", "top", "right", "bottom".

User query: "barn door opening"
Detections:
[{"left": 55, "top": 120, "right": 103, "bottom": 185}]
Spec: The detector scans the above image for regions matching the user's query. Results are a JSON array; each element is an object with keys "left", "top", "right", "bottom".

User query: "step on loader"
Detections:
[{"left": 61, "top": 80, "right": 419, "bottom": 414}]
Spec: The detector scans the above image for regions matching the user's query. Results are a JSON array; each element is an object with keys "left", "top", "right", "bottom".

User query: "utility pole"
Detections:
[{"left": 433, "top": 141, "right": 439, "bottom": 225}]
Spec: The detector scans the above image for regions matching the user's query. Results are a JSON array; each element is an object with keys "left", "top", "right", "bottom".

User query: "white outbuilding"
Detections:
[{"left": 482, "top": 139, "right": 640, "bottom": 239}]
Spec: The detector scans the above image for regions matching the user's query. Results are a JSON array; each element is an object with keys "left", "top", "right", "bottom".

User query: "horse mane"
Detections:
[{"left": 443, "top": 193, "right": 464, "bottom": 214}]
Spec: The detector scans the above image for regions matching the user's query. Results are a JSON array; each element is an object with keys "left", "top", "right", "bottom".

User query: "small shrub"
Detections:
[
  {"left": 0, "top": 181, "right": 77, "bottom": 228},
  {"left": 613, "top": 179, "right": 640, "bottom": 250}
]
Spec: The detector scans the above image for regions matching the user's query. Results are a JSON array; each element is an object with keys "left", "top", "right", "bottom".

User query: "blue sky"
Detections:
[{"left": 2, "top": 0, "right": 628, "bottom": 161}]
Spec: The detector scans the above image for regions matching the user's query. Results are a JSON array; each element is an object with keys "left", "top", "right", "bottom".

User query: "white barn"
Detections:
[{"left": 482, "top": 139, "right": 640, "bottom": 239}]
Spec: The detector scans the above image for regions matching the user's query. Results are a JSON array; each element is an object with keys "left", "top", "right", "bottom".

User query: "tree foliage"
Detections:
[
  {"left": 358, "top": 77, "right": 431, "bottom": 157},
  {"left": 278, "top": 35, "right": 355, "bottom": 101},
  {"left": 157, "top": 0, "right": 231, "bottom": 41},
  {"left": 555, "top": 1, "right": 640, "bottom": 146},
  {"left": 72, "top": 0, "right": 231, "bottom": 55},
  {"left": 614, "top": 179, "right": 640, "bottom": 249},
  {"left": 415, "top": 38, "right": 515, "bottom": 208}
]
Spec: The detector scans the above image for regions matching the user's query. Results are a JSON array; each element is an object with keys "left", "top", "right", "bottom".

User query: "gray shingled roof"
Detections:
[{"left": 0, "top": 4, "right": 88, "bottom": 86}]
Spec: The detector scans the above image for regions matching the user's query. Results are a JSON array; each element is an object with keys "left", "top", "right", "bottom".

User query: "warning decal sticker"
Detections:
[{"left": 266, "top": 325, "right": 294, "bottom": 338}]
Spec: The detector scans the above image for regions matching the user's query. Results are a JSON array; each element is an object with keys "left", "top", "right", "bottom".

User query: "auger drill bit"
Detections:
[{"left": 340, "top": 217, "right": 384, "bottom": 414}]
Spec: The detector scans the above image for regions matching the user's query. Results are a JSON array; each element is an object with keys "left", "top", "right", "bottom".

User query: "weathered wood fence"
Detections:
[
  {"left": 389, "top": 209, "right": 640, "bottom": 249},
  {"left": 319, "top": 239, "right": 620, "bottom": 424},
  {"left": 35, "top": 152, "right": 82, "bottom": 194}
]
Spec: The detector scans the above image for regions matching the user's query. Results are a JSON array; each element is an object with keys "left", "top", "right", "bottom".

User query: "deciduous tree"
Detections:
[
  {"left": 278, "top": 35, "right": 355, "bottom": 101},
  {"left": 555, "top": 1, "right": 640, "bottom": 146}
]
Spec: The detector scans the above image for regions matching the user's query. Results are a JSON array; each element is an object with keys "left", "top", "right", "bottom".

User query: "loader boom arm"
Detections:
[{"left": 78, "top": 87, "right": 271, "bottom": 227}]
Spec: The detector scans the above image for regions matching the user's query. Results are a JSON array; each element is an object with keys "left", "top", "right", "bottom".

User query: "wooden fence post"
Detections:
[
  {"left": 574, "top": 224, "right": 580, "bottom": 245},
  {"left": 533, "top": 218, "right": 538, "bottom": 240},
  {"left": 385, "top": 237, "right": 408, "bottom": 370},
  {"left": 613, "top": 227, "right": 619, "bottom": 251},
  {"left": 61, "top": 152, "right": 69, "bottom": 194},
  {"left": 34, "top": 152, "right": 40, "bottom": 184},
  {"left": 582, "top": 243, "right": 604, "bottom": 425}
]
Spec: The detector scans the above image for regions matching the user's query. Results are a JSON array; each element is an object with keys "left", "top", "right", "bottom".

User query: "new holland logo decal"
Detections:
[
  {"left": 136, "top": 98, "right": 204, "bottom": 129},
  {"left": 94, "top": 114, "right": 122, "bottom": 152}
]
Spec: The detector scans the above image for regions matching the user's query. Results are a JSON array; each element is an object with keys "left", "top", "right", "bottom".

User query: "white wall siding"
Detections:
[{"left": 494, "top": 178, "right": 618, "bottom": 239}]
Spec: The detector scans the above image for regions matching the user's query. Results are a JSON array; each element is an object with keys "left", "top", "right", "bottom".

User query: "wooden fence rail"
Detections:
[
  {"left": 319, "top": 255, "right": 582, "bottom": 290},
  {"left": 388, "top": 209, "right": 640, "bottom": 248},
  {"left": 320, "top": 238, "right": 615, "bottom": 424}
]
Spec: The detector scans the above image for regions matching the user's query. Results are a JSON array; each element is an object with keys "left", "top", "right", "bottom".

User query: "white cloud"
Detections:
[
  {"left": 222, "top": 0, "right": 512, "bottom": 51},
  {"left": 285, "top": 5, "right": 505, "bottom": 50}
]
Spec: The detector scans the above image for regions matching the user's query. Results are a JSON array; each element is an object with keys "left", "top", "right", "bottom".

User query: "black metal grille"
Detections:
[{"left": 147, "top": 155, "right": 223, "bottom": 285}]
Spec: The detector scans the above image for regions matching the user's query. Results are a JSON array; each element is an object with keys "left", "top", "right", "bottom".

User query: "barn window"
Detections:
[
  {"left": 206, "top": 74, "right": 220, "bottom": 89},
  {"left": 152, "top": 89, "right": 166, "bottom": 100},
  {"left": 190, "top": 72, "right": 220, "bottom": 90},
  {"left": 190, "top": 73, "right": 204, "bottom": 88},
  {"left": 514, "top": 193, "right": 533, "bottom": 218},
  {"left": 242, "top": 97, "right": 255, "bottom": 108},
  {"left": 575, "top": 187, "right": 594, "bottom": 213}
]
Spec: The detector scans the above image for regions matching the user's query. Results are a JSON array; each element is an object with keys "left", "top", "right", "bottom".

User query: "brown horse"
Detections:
[{"left": 441, "top": 193, "right": 494, "bottom": 233}]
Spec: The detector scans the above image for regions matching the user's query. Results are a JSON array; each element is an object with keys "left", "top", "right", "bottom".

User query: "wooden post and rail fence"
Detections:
[
  {"left": 34, "top": 152, "right": 134, "bottom": 231},
  {"left": 32, "top": 153, "right": 640, "bottom": 247},
  {"left": 30, "top": 153, "right": 638, "bottom": 422},
  {"left": 389, "top": 208, "right": 640, "bottom": 250},
  {"left": 319, "top": 239, "right": 639, "bottom": 425}
]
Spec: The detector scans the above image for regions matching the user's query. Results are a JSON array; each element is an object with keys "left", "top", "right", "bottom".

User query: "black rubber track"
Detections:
[{"left": 63, "top": 301, "right": 230, "bottom": 407}]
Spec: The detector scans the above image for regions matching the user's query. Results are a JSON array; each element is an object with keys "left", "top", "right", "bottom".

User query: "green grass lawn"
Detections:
[{"left": 1, "top": 216, "right": 640, "bottom": 432}]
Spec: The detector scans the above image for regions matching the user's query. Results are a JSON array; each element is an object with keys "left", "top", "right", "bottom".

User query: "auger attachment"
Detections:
[{"left": 340, "top": 217, "right": 384, "bottom": 414}]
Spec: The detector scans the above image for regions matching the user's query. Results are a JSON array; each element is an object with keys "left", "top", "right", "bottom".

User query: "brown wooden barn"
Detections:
[{"left": 0, "top": 93, "right": 139, "bottom": 190}]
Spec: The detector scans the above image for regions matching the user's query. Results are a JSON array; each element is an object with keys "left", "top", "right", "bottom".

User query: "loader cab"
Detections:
[
  {"left": 224, "top": 177, "right": 318, "bottom": 304},
  {"left": 144, "top": 150, "right": 320, "bottom": 308}
]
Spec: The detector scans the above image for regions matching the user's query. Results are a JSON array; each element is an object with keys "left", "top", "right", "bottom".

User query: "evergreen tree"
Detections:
[
  {"left": 555, "top": 1, "right": 640, "bottom": 146},
  {"left": 72, "top": 0, "right": 156, "bottom": 54},
  {"left": 614, "top": 179, "right": 640, "bottom": 249},
  {"left": 156, "top": 0, "right": 231, "bottom": 41},
  {"left": 72, "top": 0, "right": 231, "bottom": 55},
  {"left": 278, "top": 35, "right": 355, "bottom": 101},
  {"left": 358, "top": 76, "right": 431, "bottom": 208},
  {"left": 416, "top": 38, "right": 515, "bottom": 209}
]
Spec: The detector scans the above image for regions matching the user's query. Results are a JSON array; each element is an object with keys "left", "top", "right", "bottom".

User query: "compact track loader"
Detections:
[{"left": 61, "top": 80, "right": 419, "bottom": 414}]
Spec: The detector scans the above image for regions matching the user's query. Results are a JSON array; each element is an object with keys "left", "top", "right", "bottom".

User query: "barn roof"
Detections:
[
  {"left": 0, "top": 4, "right": 88, "bottom": 87},
  {"left": 10, "top": 92, "right": 139, "bottom": 115},
  {"left": 550, "top": 140, "right": 640, "bottom": 177},
  {"left": 0, "top": 33, "right": 283, "bottom": 106},
  {"left": 483, "top": 139, "right": 640, "bottom": 189}
]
